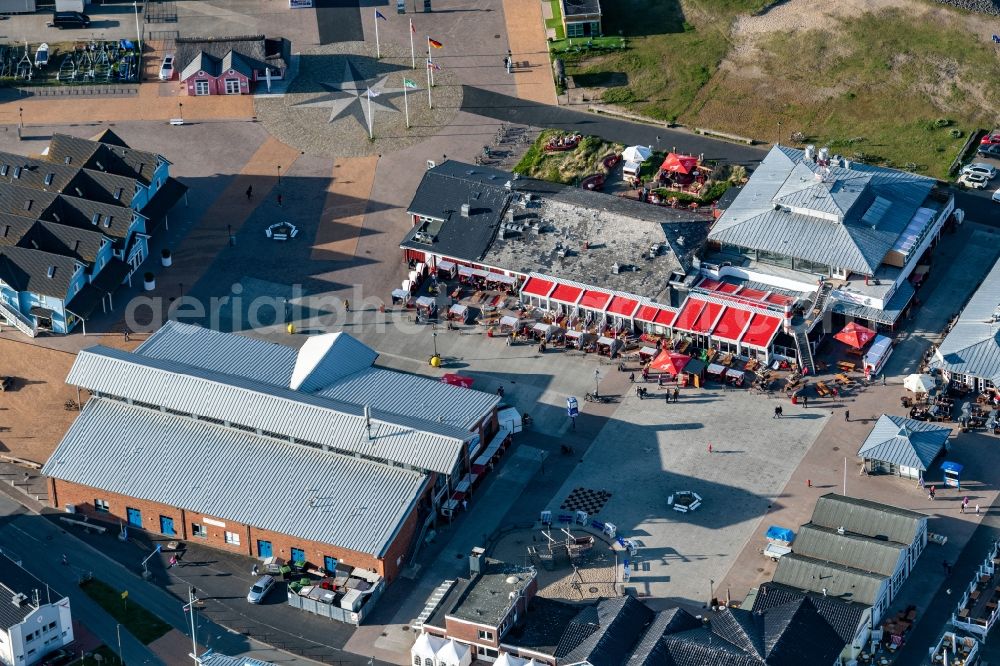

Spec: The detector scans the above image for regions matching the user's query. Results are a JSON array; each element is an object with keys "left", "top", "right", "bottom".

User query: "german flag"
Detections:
[{"left": 428, "top": 38, "right": 444, "bottom": 48}]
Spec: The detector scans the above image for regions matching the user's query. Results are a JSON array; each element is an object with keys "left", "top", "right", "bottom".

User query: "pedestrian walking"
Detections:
[
  {"left": 462, "top": 499, "right": 468, "bottom": 511},
  {"left": 802, "top": 395, "right": 808, "bottom": 408},
  {"left": 497, "top": 386, "right": 504, "bottom": 397},
  {"left": 343, "top": 299, "right": 350, "bottom": 312},
  {"left": 845, "top": 410, "right": 850, "bottom": 421},
  {"left": 252, "top": 564, "right": 259, "bottom": 576},
  {"left": 961, "top": 503, "right": 965, "bottom": 513},
  {"left": 708, "top": 443, "right": 713, "bottom": 454},
  {"left": 963, "top": 496, "right": 969, "bottom": 512},
  {"left": 123, "top": 328, "right": 130, "bottom": 342},
  {"left": 882, "top": 374, "right": 887, "bottom": 386},
  {"left": 245, "top": 185, "right": 253, "bottom": 200},
  {"left": 277, "top": 193, "right": 283, "bottom": 207},
  {"left": 658, "top": 375, "right": 664, "bottom": 387},
  {"left": 976, "top": 504, "right": 981, "bottom": 515},
  {"left": 664, "top": 391, "right": 669, "bottom": 404},
  {"left": 673, "top": 387, "right": 679, "bottom": 403},
  {"left": 929, "top": 485, "right": 936, "bottom": 500},
  {"left": 629, "top": 372, "right": 635, "bottom": 383},
  {"left": 168, "top": 556, "right": 177, "bottom": 569},
  {"left": 773, "top": 406, "right": 780, "bottom": 419}
]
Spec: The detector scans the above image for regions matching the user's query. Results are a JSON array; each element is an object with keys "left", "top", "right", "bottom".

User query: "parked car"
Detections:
[
  {"left": 39, "top": 648, "right": 73, "bottom": 666},
  {"left": 977, "top": 144, "right": 1000, "bottom": 158},
  {"left": 993, "top": 187, "right": 1000, "bottom": 204},
  {"left": 247, "top": 575, "right": 276, "bottom": 604},
  {"left": 958, "top": 173, "right": 990, "bottom": 190},
  {"left": 158, "top": 54, "right": 175, "bottom": 81},
  {"left": 51, "top": 11, "right": 90, "bottom": 29},
  {"left": 961, "top": 163, "right": 997, "bottom": 180},
  {"left": 981, "top": 134, "right": 1000, "bottom": 145}
]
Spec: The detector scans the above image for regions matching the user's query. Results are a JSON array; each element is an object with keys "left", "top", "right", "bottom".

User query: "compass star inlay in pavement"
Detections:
[{"left": 293, "top": 59, "right": 410, "bottom": 133}]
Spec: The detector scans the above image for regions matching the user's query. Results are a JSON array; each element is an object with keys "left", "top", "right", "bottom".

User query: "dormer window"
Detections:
[
  {"left": 102, "top": 215, "right": 112, "bottom": 228},
  {"left": 46, "top": 266, "right": 56, "bottom": 278},
  {"left": 12, "top": 167, "right": 20, "bottom": 179},
  {"left": 114, "top": 188, "right": 123, "bottom": 200},
  {"left": 23, "top": 200, "right": 32, "bottom": 211},
  {"left": 44, "top": 173, "right": 54, "bottom": 186},
  {"left": 63, "top": 156, "right": 72, "bottom": 165},
  {"left": 91, "top": 213, "right": 100, "bottom": 225},
  {"left": 0, "top": 165, "right": 8, "bottom": 176}
]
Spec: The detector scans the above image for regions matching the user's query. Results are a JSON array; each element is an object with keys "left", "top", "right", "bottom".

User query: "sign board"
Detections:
[
  {"left": 121, "top": 590, "right": 128, "bottom": 599},
  {"left": 289, "top": 0, "right": 314, "bottom": 7},
  {"left": 566, "top": 397, "right": 579, "bottom": 417},
  {"left": 203, "top": 517, "right": 226, "bottom": 528}
]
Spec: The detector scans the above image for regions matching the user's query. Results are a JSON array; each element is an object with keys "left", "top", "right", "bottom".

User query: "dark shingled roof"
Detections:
[
  {"left": 556, "top": 596, "right": 655, "bottom": 666},
  {"left": 44, "top": 133, "right": 166, "bottom": 186},
  {"left": 750, "top": 582, "right": 868, "bottom": 647},
  {"left": 562, "top": 0, "right": 601, "bottom": 17},
  {"left": 502, "top": 596, "right": 581, "bottom": 655},
  {"left": 0, "top": 244, "right": 81, "bottom": 298},
  {"left": 627, "top": 608, "right": 703, "bottom": 665},
  {"left": 0, "top": 553, "right": 67, "bottom": 630},
  {"left": 175, "top": 34, "right": 289, "bottom": 81}
]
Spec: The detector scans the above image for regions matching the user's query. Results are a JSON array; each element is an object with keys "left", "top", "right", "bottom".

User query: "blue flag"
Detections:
[{"left": 376, "top": 10, "right": 387, "bottom": 20}]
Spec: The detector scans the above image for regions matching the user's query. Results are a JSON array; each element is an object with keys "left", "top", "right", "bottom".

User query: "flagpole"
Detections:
[
  {"left": 367, "top": 88, "right": 374, "bottom": 139},
  {"left": 427, "top": 37, "right": 434, "bottom": 86},
  {"left": 375, "top": 10, "right": 381, "bottom": 59},
  {"left": 409, "top": 19, "right": 415, "bottom": 69},
  {"left": 426, "top": 60, "right": 432, "bottom": 109},
  {"left": 403, "top": 82, "right": 410, "bottom": 128}
]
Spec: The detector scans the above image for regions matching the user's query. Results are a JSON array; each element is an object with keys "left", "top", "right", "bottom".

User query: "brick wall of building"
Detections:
[{"left": 49, "top": 478, "right": 418, "bottom": 582}]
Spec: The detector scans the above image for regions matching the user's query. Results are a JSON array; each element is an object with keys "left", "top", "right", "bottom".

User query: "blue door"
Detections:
[
  {"left": 290, "top": 547, "right": 305, "bottom": 564},
  {"left": 324, "top": 556, "right": 338, "bottom": 573},
  {"left": 159, "top": 516, "right": 175, "bottom": 535},
  {"left": 257, "top": 540, "right": 272, "bottom": 558},
  {"left": 126, "top": 507, "right": 142, "bottom": 528}
]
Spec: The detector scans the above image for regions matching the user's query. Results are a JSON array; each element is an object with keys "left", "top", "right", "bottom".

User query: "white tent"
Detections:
[
  {"left": 411, "top": 632, "right": 446, "bottom": 665},
  {"left": 436, "top": 639, "right": 472, "bottom": 666},
  {"left": 622, "top": 145, "right": 652, "bottom": 163},
  {"left": 903, "top": 373, "right": 936, "bottom": 394},
  {"left": 494, "top": 654, "right": 532, "bottom": 666}
]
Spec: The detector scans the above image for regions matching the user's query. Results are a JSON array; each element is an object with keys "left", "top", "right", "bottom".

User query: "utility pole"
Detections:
[
  {"left": 132, "top": 2, "right": 142, "bottom": 62},
  {"left": 116, "top": 623, "right": 124, "bottom": 665},
  {"left": 184, "top": 587, "right": 199, "bottom": 664}
]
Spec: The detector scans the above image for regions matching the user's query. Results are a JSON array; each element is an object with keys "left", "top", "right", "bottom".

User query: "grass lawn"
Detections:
[
  {"left": 545, "top": 0, "right": 565, "bottom": 40},
  {"left": 79, "top": 579, "right": 171, "bottom": 646},
  {"left": 560, "top": 1, "right": 1000, "bottom": 178},
  {"left": 72, "top": 645, "right": 121, "bottom": 665},
  {"left": 514, "top": 129, "right": 623, "bottom": 183}
]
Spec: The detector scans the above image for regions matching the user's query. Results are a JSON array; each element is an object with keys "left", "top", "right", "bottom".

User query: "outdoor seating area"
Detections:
[
  {"left": 928, "top": 631, "right": 980, "bottom": 666},
  {"left": 952, "top": 541, "right": 1000, "bottom": 639}
]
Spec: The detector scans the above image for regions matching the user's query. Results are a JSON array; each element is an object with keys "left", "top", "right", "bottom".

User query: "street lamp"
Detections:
[
  {"left": 132, "top": 2, "right": 142, "bottom": 64},
  {"left": 594, "top": 369, "right": 600, "bottom": 398},
  {"left": 709, "top": 579, "right": 715, "bottom": 609},
  {"left": 116, "top": 623, "right": 123, "bottom": 665},
  {"left": 277, "top": 165, "right": 282, "bottom": 186},
  {"left": 432, "top": 331, "right": 438, "bottom": 357}
]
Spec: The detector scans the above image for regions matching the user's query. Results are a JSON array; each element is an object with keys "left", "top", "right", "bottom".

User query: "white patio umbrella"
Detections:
[
  {"left": 903, "top": 373, "right": 935, "bottom": 394},
  {"left": 622, "top": 145, "right": 652, "bottom": 163}
]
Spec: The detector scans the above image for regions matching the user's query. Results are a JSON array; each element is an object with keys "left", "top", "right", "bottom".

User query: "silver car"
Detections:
[
  {"left": 961, "top": 163, "right": 997, "bottom": 180},
  {"left": 247, "top": 575, "right": 275, "bottom": 604}
]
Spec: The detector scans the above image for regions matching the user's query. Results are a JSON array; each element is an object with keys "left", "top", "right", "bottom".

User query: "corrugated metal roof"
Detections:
[
  {"left": 793, "top": 524, "right": 904, "bottom": 576},
  {"left": 772, "top": 554, "right": 887, "bottom": 606},
  {"left": 136, "top": 321, "right": 297, "bottom": 387},
  {"left": 709, "top": 145, "right": 935, "bottom": 275},
  {"left": 811, "top": 493, "right": 926, "bottom": 545},
  {"left": 198, "top": 651, "right": 276, "bottom": 666},
  {"left": 67, "top": 346, "right": 468, "bottom": 475},
  {"left": 931, "top": 256, "right": 1000, "bottom": 384},
  {"left": 317, "top": 368, "right": 499, "bottom": 431},
  {"left": 830, "top": 278, "right": 915, "bottom": 325},
  {"left": 43, "top": 398, "right": 426, "bottom": 557},
  {"left": 857, "top": 414, "right": 950, "bottom": 471},
  {"left": 290, "top": 332, "right": 380, "bottom": 392}
]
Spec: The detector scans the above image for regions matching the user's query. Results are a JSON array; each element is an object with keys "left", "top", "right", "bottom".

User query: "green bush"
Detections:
[{"left": 949, "top": 129, "right": 963, "bottom": 138}]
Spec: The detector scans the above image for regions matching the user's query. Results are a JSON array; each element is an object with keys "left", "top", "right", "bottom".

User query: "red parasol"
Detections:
[
  {"left": 659, "top": 153, "right": 699, "bottom": 175},
  {"left": 649, "top": 350, "right": 691, "bottom": 375},
  {"left": 834, "top": 322, "right": 876, "bottom": 349},
  {"left": 441, "top": 373, "right": 474, "bottom": 389}
]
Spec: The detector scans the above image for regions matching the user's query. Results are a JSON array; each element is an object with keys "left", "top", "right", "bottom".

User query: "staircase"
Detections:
[
  {"left": 0, "top": 300, "right": 36, "bottom": 338},
  {"left": 793, "top": 326, "right": 816, "bottom": 375},
  {"left": 804, "top": 282, "right": 833, "bottom": 330},
  {"left": 412, "top": 579, "right": 456, "bottom": 628}
]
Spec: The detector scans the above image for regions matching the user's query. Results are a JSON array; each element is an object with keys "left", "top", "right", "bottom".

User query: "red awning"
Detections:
[
  {"left": 654, "top": 308, "right": 676, "bottom": 326},
  {"left": 698, "top": 278, "right": 723, "bottom": 290},
  {"left": 522, "top": 276, "right": 555, "bottom": 298},
  {"left": 712, "top": 308, "right": 753, "bottom": 342},
  {"left": 551, "top": 283, "right": 583, "bottom": 304},
  {"left": 441, "top": 373, "right": 474, "bottom": 388},
  {"left": 579, "top": 289, "right": 612, "bottom": 310},
  {"left": 635, "top": 305, "right": 660, "bottom": 323},
  {"left": 673, "top": 298, "right": 707, "bottom": 332},
  {"left": 607, "top": 295, "right": 639, "bottom": 317},
  {"left": 739, "top": 288, "right": 767, "bottom": 302},
  {"left": 717, "top": 283, "right": 741, "bottom": 294},
  {"left": 650, "top": 351, "right": 691, "bottom": 375},
  {"left": 692, "top": 301, "right": 723, "bottom": 333},
  {"left": 660, "top": 153, "right": 699, "bottom": 174},
  {"left": 765, "top": 293, "right": 793, "bottom": 306},
  {"left": 835, "top": 321, "right": 876, "bottom": 349},
  {"left": 742, "top": 314, "right": 781, "bottom": 348}
]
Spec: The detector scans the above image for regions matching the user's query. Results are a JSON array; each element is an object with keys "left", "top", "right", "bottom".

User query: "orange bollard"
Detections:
[{"left": 807, "top": 479, "right": 812, "bottom": 487}]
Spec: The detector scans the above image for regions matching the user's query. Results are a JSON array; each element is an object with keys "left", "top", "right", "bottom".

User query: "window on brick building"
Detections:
[
  {"left": 224, "top": 531, "right": 240, "bottom": 545},
  {"left": 94, "top": 499, "right": 109, "bottom": 513},
  {"left": 478, "top": 629, "right": 493, "bottom": 640},
  {"left": 192, "top": 523, "right": 207, "bottom": 538}
]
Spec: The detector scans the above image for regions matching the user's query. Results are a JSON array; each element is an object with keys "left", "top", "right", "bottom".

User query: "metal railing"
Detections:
[
  {"left": 0, "top": 300, "right": 36, "bottom": 337},
  {"left": 19, "top": 85, "right": 139, "bottom": 97}
]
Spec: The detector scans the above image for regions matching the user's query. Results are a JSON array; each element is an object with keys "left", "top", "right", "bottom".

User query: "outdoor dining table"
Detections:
[{"left": 707, "top": 363, "right": 725, "bottom": 375}]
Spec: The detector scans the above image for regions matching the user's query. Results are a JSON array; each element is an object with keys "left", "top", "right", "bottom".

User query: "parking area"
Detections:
[{"left": 958, "top": 132, "right": 1000, "bottom": 202}]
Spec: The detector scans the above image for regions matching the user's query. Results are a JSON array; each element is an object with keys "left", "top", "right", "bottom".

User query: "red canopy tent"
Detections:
[
  {"left": 834, "top": 322, "right": 876, "bottom": 349},
  {"left": 650, "top": 350, "right": 691, "bottom": 375},
  {"left": 660, "top": 153, "right": 699, "bottom": 175},
  {"left": 441, "top": 373, "right": 474, "bottom": 389}
]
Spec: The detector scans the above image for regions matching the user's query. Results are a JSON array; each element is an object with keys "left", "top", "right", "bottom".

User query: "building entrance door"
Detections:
[
  {"left": 126, "top": 507, "right": 142, "bottom": 528},
  {"left": 257, "top": 540, "right": 272, "bottom": 558}
]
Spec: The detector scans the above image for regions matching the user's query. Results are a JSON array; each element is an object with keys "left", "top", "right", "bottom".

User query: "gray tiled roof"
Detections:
[
  {"left": 772, "top": 554, "right": 887, "bottom": 606},
  {"left": 42, "top": 398, "right": 427, "bottom": 557},
  {"left": 811, "top": 493, "right": 926, "bottom": 545},
  {"left": 175, "top": 35, "right": 288, "bottom": 80},
  {"left": 66, "top": 345, "right": 469, "bottom": 475},
  {"left": 556, "top": 596, "right": 655, "bottom": 665},
  {"left": 626, "top": 608, "right": 702, "bottom": 666},
  {"left": 562, "top": 0, "right": 601, "bottom": 16},
  {"left": 857, "top": 414, "right": 950, "bottom": 471},
  {"left": 0, "top": 244, "right": 81, "bottom": 298},
  {"left": 0, "top": 181, "right": 139, "bottom": 241},
  {"left": 750, "top": 582, "right": 868, "bottom": 646},
  {"left": 709, "top": 145, "right": 935, "bottom": 275},
  {"left": 0, "top": 553, "right": 68, "bottom": 631},
  {"left": 445, "top": 559, "right": 535, "bottom": 626},
  {"left": 45, "top": 133, "right": 165, "bottom": 186},
  {"left": 931, "top": 255, "right": 1000, "bottom": 384},
  {"left": 5, "top": 216, "right": 109, "bottom": 265},
  {"left": 793, "top": 524, "right": 905, "bottom": 577},
  {"left": 0, "top": 150, "right": 137, "bottom": 207}
]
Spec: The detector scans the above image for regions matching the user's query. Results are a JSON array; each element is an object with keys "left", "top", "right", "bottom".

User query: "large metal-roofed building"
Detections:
[{"left": 44, "top": 323, "right": 506, "bottom": 583}]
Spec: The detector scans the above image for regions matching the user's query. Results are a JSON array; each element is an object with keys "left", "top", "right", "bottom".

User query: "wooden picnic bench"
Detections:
[
  {"left": 837, "top": 360, "right": 857, "bottom": 372},
  {"left": 816, "top": 381, "right": 831, "bottom": 397}
]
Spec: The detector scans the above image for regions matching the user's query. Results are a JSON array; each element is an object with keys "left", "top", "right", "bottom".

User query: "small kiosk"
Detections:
[{"left": 941, "top": 460, "right": 964, "bottom": 489}]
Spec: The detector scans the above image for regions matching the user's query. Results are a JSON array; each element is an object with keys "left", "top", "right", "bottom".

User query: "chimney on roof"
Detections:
[{"left": 469, "top": 546, "right": 485, "bottom": 576}]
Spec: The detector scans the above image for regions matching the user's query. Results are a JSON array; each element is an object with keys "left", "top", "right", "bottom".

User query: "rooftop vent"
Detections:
[
  {"left": 63, "top": 156, "right": 71, "bottom": 165},
  {"left": 460, "top": 203, "right": 470, "bottom": 218},
  {"left": 11, "top": 593, "right": 28, "bottom": 608},
  {"left": 818, "top": 146, "right": 830, "bottom": 163},
  {"left": 611, "top": 262, "right": 620, "bottom": 274},
  {"left": 804, "top": 145, "right": 816, "bottom": 161},
  {"left": 837, "top": 526, "right": 845, "bottom": 535}
]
